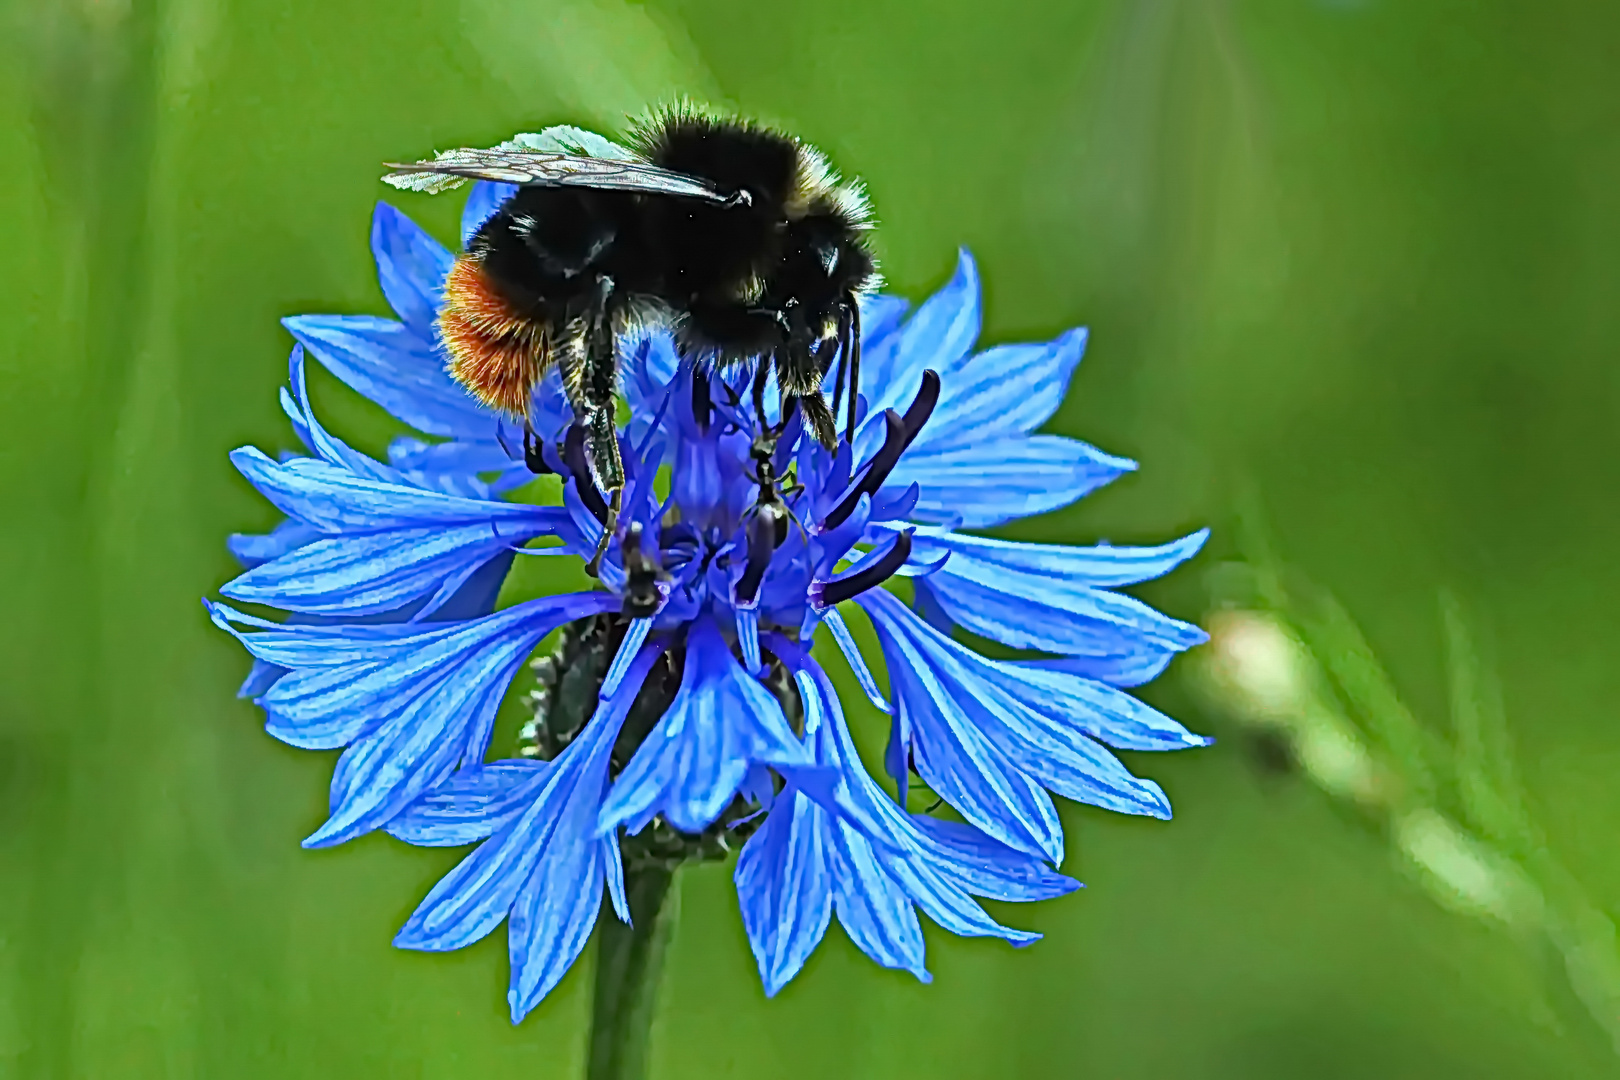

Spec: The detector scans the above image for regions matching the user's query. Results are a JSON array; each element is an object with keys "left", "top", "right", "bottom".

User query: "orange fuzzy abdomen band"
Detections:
[{"left": 438, "top": 256, "right": 550, "bottom": 418}]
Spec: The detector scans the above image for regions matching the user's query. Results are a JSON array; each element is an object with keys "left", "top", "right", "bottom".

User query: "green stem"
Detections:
[{"left": 587, "top": 864, "right": 679, "bottom": 1080}]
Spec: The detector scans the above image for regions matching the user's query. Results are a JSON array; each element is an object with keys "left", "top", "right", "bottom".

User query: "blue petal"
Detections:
[
  {"left": 372, "top": 203, "right": 453, "bottom": 333},
  {"left": 211, "top": 594, "right": 614, "bottom": 843},
  {"left": 259, "top": 595, "right": 607, "bottom": 740},
  {"left": 394, "top": 774, "right": 560, "bottom": 953},
  {"left": 304, "top": 634, "right": 536, "bottom": 846},
  {"left": 889, "top": 435, "right": 1136, "bottom": 529},
  {"left": 226, "top": 613, "right": 410, "bottom": 700},
  {"left": 221, "top": 525, "right": 538, "bottom": 617},
  {"left": 601, "top": 618, "right": 653, "bottom": 699},
  {"left": 238, "top": 659, "right": 288, "bottom": 700},
  {"left": 857, "top": 294, "right": 909, "bottom": 350},
  {"left": 789, "top": 649, "right": 1073, "bottom": 916},
  {"left": 386, "top": 761, "right": 550, "bottom": 846},
  {"left": 393, "top": 644, "right": 665, "bottom": 1022},
  {"left": 428, "top": 548, "right": 517, "bottom": 623},
  {"left": 393, "top": 738, "right": 597, "bottom": 956},
  {"left": 462, "top": 181, "right": 517, "bottom": 246},
  {"left": 917, "top": 555, "right": 1207, "bottom": 659},
  {"left": 901, "top": 688, "right": 1064, "bottom": 859},
  {"left": 880, "top": 524, "right": 1208, "bottom": 680},
  {"left": 284, "top": 314, "right": 493, "bottom": 438},
  {"left": 825, "top": 822, "right": 930, "bottom": 983},
  {"left": 868, "top": 481, "right": 921, "bottom": 524},
  {"left": 858, "top": 590, "right": 1175, "bottom": 820},
  {"left": 229, "top": 448, "right": 559, "bottom": 533},
  {"left": 228, "top": 550, "right": 514, "bottom": 698},
  {"left": 387, "top": 435, "right": 520, "bottom": 481},
  {"left": 603, "top": 837, "right": 630, "bottom": 924},
  {"left": 228, "top": 518, "right": 322, "bottom": 568},
  {"left": 906, "top": 816, "right": 1079, "bottom": 903},
  {"left": 209, "top": 600, "right": 433, "bottom": 668},
  {"left": 980, "top": 660, "right": 1210, "bottom": 752},
  {"left": 854, "top": 592, "right": 1065, "bottom": 860},
  {"left": 842, "top": 297, "right": 907, "bottom": 411},
  {"left": 281, "top": 345, "right": 401, "bottom": 481},
  {"left": 1014, "top": 652, "right": 1174, "bottom": 689},
  {"left": 734, "top": 642, "right": 1067, "bottom": 993},
  {"left": 909, "top": 577, "right": 956, "bottom": 635},
  {"left": 819, "top": 293, "right": 906, "bottom": 407},
  {"left": 507, "top": 822, "right": 607, "bottom": 1021},
  {"left": 735, "top": 607, "right": 762, "bottom": 674},
  {"left": 903, "top": 527, "right": 1208, "bottom": 588},
  {"left": 808, "top": 495, "right": 872, "bottom": 577},
  {"left": 919, "top": 328, "right": 1088, "bottom": 448},
  {"left": 621, "top": 331, "right": 681, "bottom": 408},
  {"left": 599, "top": 619, "right": 823, "bottom": 835},
  {"left": 863, "top": 250, "right": 981, "bottom": 423},
  {"left": 733, "top": 790, "right": 835, "bottom": 996},
  {"left": 820, "top": 608, "right": 891, "bottom": 715}
]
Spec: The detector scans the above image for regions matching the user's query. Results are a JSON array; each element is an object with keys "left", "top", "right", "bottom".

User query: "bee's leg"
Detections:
[
  {"left": 581, "top": 286, "right": 628, "bottom": 575},
  {"left": 799, "top": 393, "right": 838, "bottom": 452},
  {"left": 780, "top": 338, "right": 838, "bottom": 450},
  {"left": 842, "top": 293, "right": 862, "bottom": 442},
  {"left": 830, "top": 314, "right": 848, "bottom": 423},
  {"left": 555, "top": 290, "right": 624, "bottom": 577},
  {"left": 583, "top": 422, "right": 622, "bottom": 577}
]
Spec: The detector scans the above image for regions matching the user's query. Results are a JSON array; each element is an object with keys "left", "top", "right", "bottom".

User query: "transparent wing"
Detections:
[{"left": 382, "top": 147, "right": 730, "bottom": 203}]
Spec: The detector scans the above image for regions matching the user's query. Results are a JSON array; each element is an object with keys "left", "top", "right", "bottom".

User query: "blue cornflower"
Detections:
[{"left": 211, "top": 182, "right": 1209, "bottom": 1020}]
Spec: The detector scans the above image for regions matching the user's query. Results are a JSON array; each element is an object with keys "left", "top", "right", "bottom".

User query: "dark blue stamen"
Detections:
[
  {"left": 814, "top": 530, "right": 914, "bottom": 607},
  {"left": 899, "top": 369, "right": 941, "bottom": 442},
  {"left": 820, "top": 370, "right": 940, "bottom": 531},
  {"left": 822, "top": 410, "right": 902, "bottom": 530}
]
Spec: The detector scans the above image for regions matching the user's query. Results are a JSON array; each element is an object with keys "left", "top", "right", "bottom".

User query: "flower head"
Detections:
[{"left": 212, "top": 179, "right": 1210, "bottom": 1020}]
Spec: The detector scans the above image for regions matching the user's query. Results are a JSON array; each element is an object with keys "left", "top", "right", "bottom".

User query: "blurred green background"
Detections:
[{"left": 5, "top": 0, "right": 1620, "bottom": 1075}]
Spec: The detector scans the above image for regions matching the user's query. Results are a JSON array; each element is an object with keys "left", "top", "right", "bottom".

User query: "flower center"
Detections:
[{"left": 527, "top": 364, "right": 943, "bottom": 627}]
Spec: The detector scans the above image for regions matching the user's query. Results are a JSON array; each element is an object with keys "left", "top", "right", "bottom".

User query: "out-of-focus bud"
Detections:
[
  {"left": 1198, "top": 608, "right": 1389, "bottom": 809},
  {"left": 1201, "top": 609, "right": 1316, "bottom": 723},
  {"left": 1395, "top": 808, "right": 1542, "bottom": 928}
]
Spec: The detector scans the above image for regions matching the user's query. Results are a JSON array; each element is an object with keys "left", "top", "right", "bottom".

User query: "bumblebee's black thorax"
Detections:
[{"left": 410, "top": 107, "right": 877, "bottom": 517}]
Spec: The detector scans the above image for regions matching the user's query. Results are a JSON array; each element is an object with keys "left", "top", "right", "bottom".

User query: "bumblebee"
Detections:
[{"left": 384, "top": 108, "right": 879, "bottom": 553}]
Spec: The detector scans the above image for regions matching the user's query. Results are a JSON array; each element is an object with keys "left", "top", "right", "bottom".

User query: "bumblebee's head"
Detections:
[{"left": 774, "top": 213, "right": 878, "bottom": 322}]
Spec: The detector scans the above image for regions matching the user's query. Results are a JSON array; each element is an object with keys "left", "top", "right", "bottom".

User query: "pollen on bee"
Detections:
[{"left": 439, "top": 256, "right": 550, "bottom": 417}]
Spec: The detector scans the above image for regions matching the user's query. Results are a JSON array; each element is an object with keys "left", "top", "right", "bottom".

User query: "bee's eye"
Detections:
[{"left": 815, "top": 242, "right": 838, "bottom": 274}]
